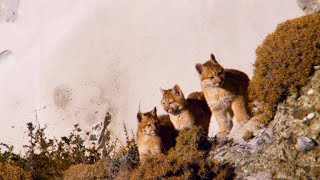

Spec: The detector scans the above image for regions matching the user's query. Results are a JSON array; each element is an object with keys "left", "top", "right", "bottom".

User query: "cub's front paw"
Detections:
[{"left": 216, "top": 131, "right": 229, "bottom": 139}]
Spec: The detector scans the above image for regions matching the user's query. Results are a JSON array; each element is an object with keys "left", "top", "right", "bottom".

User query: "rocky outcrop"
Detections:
[
  {"left": 82, "top": 112, "right": 112, "bottom": 148},
  {"left": 297, "top": 0, "right": 320, "bottom": 14},
  {"left": 211, "top": 67, "right": 320, "bottom": 179}
]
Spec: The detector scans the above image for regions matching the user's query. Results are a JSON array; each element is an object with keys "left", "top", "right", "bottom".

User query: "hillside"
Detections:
[{"left": 61, "top": 67, "right": 320, "bottom": 179}]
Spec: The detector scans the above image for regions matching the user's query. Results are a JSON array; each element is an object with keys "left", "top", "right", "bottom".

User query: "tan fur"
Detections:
[
  {"left": 160, "top": 85, "right": 211, "bottom": 135},
  {"left": 196, "top": 54, "right": 251, "bottom": 138},
  {"left": 136, "top": 107, "right": 176, "bottom": 162},
  {"left": 187, "top": 91, "right": 206, "bottom": 101}
]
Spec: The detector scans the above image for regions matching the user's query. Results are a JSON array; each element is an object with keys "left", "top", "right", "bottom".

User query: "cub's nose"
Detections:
[
  {"left": 215, "top": 77, "right": 222, "bottom": 83},
  {"left": 214, "top": 82, "right": 221, "bottom": 87}
]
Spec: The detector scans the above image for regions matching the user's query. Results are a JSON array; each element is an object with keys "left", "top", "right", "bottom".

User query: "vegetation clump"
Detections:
[
  {"left": 63, "top": 160, "right": 108, "bottom": 179},
  {"left": 0, "top": 144, "right": 31, "bottom": 180},
  {"left": 0, "top": 114, "right": 140, "bottom": 179},
  {"left": 248, "top": 13, "right": 320, "bottom": 123},
  {"left": 0, "top": 123, "right": 101, "bottom": 179},
  {"left": 130, "top": 127, "right": 234, "bottom": 179}
]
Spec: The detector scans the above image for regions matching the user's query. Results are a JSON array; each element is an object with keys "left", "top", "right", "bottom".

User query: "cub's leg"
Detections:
[
  {"left": 231, "top": 96, "right": 251, "bottom": 126},
  {"left": 212, "top": 108, "right": 233, "bottom": 138},
  {"left": 226, "top": 108, "right": 234, "bottom": 121}
]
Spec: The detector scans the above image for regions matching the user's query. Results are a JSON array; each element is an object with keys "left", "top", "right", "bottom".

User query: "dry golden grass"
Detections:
[
  {"left": 0, "top": 162, "right": 31, "bottom": 180},
  {"left": 63, "top": 160, "right": 108, "bottom": 180}
]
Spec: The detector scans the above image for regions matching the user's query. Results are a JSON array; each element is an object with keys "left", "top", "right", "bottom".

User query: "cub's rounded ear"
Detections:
[
  {"left": 160, "top": 88, "right": 165, "bottom": 94},
  {"left": 173, "top": 84, "right": 183, "bottom": 96},
  {"left": 196, "top": 63, "right": 203, "bottom": 74},
  {"left": 210, "top": 53, "right": 218, "bottom": 64},
  {"left": 137, "top": 112, "right": 143, "bottom": 123},
  {"left": 151, "top": 107, "right": 157, "bottom": 116}
]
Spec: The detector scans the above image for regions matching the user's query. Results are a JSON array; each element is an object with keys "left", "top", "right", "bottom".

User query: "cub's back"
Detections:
[
  {"left": 187, "top": 97, "right": 211, "bottom": 135},
  {"left": 187, "top": 91, "right": 206, "bottom": 101},
  {"left": 158, "top": 114, "right": 177, "bottom": 152},
  {"left": 224, "top": 69, "right": 250, "bottom": 95}
]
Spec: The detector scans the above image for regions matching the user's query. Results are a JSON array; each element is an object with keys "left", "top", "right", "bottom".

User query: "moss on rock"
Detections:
[{"left": 248, "top": 13, "right": 320, "bottom": 123}]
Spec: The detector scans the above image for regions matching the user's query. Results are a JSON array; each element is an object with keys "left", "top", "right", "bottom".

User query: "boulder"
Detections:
[{"left": 297, "top": 0, "right": 320, "bottom": 14}]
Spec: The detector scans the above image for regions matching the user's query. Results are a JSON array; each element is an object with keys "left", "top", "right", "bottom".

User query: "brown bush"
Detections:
[
  {"left": 248, "top": 13, "right": 320, "bottom": 123},
  {"left": 0, "top": 117, "right": 140, "bottom": 179},
  {"left": 0, "top": 122, "right": 101, "bottom": 179},
  {"left": 63, "top": 160, "right": 108, "bottom": 180}
]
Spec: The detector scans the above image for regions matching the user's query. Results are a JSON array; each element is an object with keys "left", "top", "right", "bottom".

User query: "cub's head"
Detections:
[
  {"left": 160, "top": 84, "right": 187, "bottom": 114},
  {"left": 137, "top": 107, "right": 160, "bottom": 136},
  {"left": 195, "top": 53, "right": 225, "bottom": 88}
]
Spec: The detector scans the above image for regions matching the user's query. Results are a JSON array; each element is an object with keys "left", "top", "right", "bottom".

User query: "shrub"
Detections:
[
  {"left": 0, "top": 144, "right": 31, "bottom": 179},
  {"left": 129, "top": 127, "right": 234, "bottom": 179},
  {"left": 63, "top": 121, "right": 140, "bottom": 179},
  {"left": 23, "top": 123, "right": 100, "bottom": 179},
  {"left": 248, "top": 13, "right": 320, "bottom": 123},
  {"left": 0, "top": 122, "right": 101, "bottom": 179},
  {"left": 0, "top": 112, "right": 140, "bottom": 179},
  {"left": 63, "top": 160, "right": 108, "bottom": 180},
  {"left": 103, "top": 122, "right": 139, "bottom": 179}
]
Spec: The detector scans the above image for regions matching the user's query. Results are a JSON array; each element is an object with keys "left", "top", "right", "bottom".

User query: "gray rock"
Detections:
[
  {"left": 307, "top": 113, "right": 315, "bottom": 120},
  {"left": 279, "top": 148, "right": 287, "bottom": 162},
  {"left": 227, "top": 120, "right": 260, "bottom": 141},
  {"left": 307, "top": 89, "right": 314, "bottom": 95},
  {"left": 89, "top": 134, "right": 97, "bottom": 141},
  {"left": 297, "top": 0, "right": 320, "bottom": 14},
  {"left": 314, "top": 65, "right": 320, "bottom": 70},
  {"left": 243, "top": 172, "right": 272, "bottom": 180},
  {"left": 256, "top": 138, "right": 265, "bottom": 146},
  {"left": 296, "top": 136, "right": 316, "bottom": 152},
  {"left": 281, "top": 131, "right": 292, "bottom": 139}
]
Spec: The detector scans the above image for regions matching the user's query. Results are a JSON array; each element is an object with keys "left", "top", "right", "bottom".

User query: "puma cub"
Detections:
[
  {"left": 196, "top": 54, "right": 251, "bottom": 138},
  {"left": 137, "top": 107, "right": 176, "bottom": 162},
  {"left": 160, "top": 84, "right": 211, "bottom": 135}
]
